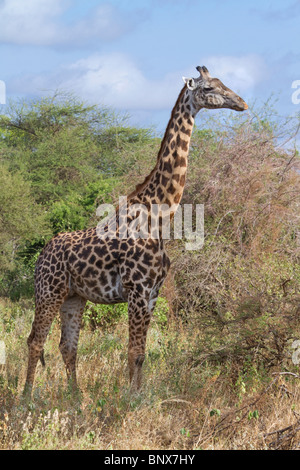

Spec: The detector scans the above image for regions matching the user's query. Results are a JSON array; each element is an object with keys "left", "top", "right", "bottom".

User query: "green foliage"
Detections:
[
  {"left": 0, "top": 164, "right": 49, "bottom": 275},
  {"left": 96, "top": 125, "right": 156, "bottom": 176},
  {"left": 153, "top": 297, "right": 169, "bottom": 328},
  {"left": 82, "top": 296, "right": 169, "bottom": 332},
  {"left": 248, "top": 410, "right": 259, "bottom": 421},
  {"left": 0, "top": 93, "right": 155, "bottom": 297},
  {"left": 83, "top": 301, "right": 128, "bottom": 330}
]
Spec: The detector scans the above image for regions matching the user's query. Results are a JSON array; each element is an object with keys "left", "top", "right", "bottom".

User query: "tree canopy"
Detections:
[{"left": 0, "top": 93, "right": 158, "bottom": 296}]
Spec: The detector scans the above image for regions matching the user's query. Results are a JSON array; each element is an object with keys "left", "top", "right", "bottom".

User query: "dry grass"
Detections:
[{"left": 1, "top": 299, "right": 300, "bottom": 450}]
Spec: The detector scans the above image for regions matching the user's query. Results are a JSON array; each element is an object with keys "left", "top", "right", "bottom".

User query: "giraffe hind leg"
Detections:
[
  {"left": 59, "top": 294, "right": 86, "bottom": 390},
  {"left": 24, "top": 300, "right": 62, "bottom": 395}
]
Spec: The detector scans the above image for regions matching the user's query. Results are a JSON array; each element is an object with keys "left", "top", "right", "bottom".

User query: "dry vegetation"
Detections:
[
  {"left": 0, "top": 103, "right": 300, "bottom": 450},
  {"left": 1, "top": 299, "right": 300, "bottom": 450}
]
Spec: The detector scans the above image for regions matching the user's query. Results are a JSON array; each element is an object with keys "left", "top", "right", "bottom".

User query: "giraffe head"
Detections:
[{"left": 183, "top": 66, "right": 248, "bottom": 114}]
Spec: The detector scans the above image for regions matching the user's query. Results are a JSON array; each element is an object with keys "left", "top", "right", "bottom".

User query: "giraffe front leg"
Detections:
[{"left": 127, "top": 290, "right": 157, "bottom": 391}]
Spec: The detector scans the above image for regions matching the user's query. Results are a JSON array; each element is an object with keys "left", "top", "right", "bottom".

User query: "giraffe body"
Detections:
[{"left": 25, "top": 66, "right": 247, "bottom": 394}]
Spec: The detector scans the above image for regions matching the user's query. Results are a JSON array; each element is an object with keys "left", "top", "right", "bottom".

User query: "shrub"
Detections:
[{"left": 167, "top": 108, "right": 300, "bottom": 374}]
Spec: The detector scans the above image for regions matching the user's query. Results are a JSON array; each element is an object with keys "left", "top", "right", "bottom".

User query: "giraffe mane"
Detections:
[{"left": 126, "top": 85, "right": 188, "bottom": 203}]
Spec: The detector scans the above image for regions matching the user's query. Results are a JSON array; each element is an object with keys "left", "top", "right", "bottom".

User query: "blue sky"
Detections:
[{"left": 1, "top": 0, "right": 300, "bottom": 132}]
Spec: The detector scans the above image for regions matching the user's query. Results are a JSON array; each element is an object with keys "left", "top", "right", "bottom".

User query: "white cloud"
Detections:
[
  {"left": 12, "top": 53, "right": 183, "bottom": 111},
  {"left": 202, "top": 54, "right": 268, "bottom": 92},
  {"left": 0, "top": 0, "right": 138, "bottom": 46},
  {"left": 11, "top": 53, "right": 268, "bottom": 113},
  {"left": 252, "top": 1, "right": 300, "bottom": 21},
  {"left": 70, "top": 4, "right": 136, "bottom": 43},
  {"left": 0, "top": 0, "right": 66, "bottom": 45},
  {"left": 63, "top": 53, "right": 183, "bottom": 110}
]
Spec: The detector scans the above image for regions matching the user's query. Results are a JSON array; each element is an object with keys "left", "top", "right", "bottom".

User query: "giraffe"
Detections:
[{"left": 24, "top": 66, "right": 248, "bottom": 395}]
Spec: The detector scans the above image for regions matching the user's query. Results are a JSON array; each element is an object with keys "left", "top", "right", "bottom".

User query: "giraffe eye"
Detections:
[{"left": 205, "top": 87, "right": 214, "bottom": 92}]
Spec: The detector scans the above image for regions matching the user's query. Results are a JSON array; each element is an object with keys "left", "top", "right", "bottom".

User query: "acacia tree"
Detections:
[
  {"left": 0, "top": 92, "right": 156, "bottom": 217},
  {"left": 0, "top": 165, "right": 49, "bottom": 273},
  {"left": 0, "top": 93, "right": 157, "bottom": 297}
]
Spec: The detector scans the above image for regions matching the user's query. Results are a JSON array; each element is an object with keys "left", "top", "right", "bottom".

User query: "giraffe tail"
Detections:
[{"left": 28, "top": 322, "right": 45, "bottom": 367}]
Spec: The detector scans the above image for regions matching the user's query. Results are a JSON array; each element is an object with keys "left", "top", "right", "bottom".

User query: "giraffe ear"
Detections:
[{"left": 182, "top": 77, "right": 196, "bottom": 90}]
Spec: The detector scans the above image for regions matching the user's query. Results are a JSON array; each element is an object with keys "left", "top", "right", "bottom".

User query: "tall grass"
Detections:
[{"left": 1, "top": 297, "right": 300, "bottom": 450}]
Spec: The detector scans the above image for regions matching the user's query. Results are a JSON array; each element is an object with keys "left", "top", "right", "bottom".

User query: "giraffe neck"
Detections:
[{"left": 128, "top": 85, "right": 196, "bottom": 208}]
